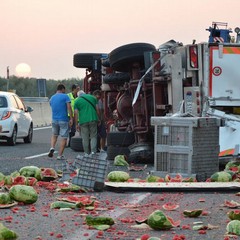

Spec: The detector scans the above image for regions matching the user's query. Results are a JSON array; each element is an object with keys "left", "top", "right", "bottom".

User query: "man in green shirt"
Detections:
[{"left": 74, "top": 90, "right": 100, "bottom": 156}]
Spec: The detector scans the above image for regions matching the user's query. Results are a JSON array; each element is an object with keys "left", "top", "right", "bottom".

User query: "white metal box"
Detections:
[{"left": 151, "top": 117, "right": 220, "bottom": 181}]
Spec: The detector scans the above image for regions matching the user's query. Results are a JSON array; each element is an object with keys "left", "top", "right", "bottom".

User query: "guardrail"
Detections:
[
  {"left": 21, "top": 97, "right": 49, "bottom": 102},
  {"left": 23, "top": 98, "right": 52, "bottom": 127}
]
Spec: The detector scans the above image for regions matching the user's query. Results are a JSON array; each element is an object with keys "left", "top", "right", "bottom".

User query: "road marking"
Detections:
[
  {"left": 68, "top": 193, "right": 151, "bottom": 240},
  {"left": 33, "top": 126, "right": 51, "bottom": 131},
  {"left": 24, "top": 151, "right": 58, "bottom": 159}
]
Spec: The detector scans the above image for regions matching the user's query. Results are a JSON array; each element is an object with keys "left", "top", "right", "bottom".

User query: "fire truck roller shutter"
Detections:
[{"left": 109, "top": 43, "right": 156, "bottom": 72}]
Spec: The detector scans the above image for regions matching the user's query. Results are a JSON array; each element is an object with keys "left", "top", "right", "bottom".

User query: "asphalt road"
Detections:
[{"left": 0, "top": 127, "right": 240, "bottom": 240}]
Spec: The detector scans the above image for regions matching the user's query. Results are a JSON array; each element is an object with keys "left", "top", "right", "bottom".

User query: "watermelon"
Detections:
[
  {"left": 26, "top": 177, "right": 38, "bottom": 186},
  {"left": 4, "top": 176, "right": 13, "bottom": 186},
  {"left": 0, "top": 172, "right": 5, "bottom": 181},
  {"left": 146, "top": 175, "right": 162, "bottom": 182},
  {"left": 113, "top": 155, "right": 129, "bottom": 166},
  {"left": 19, "top": 166, "right": 42, "bottom": 180},
  {"left": 183, "top": 209, "right": 202, "bottom": 217},
  {"left": 226, "top": 220, "right": 240, "bottom": 235},
  {"left": 0, "top": 193, "right": 11, "bottom": 204},
  {"left": 107, "top": 171, "right": 130, "bottom": 182},
  {"left": 147, "top": 210, "right": 173, "bottom": 230},
  {"left": 85, "top": 215, "right": 114, "bottom": 226},
  {"left": 225, "top": 161, "right": 240, "bottom": 172},
  {"left": 41, "top": 168, "right": 58, "bottom": 181},
  {"left": 228, "top": 210, "right": 240, "bottom": 220},
  {"left": 162, "top": 202, "right": 179, "bottom": 211},
  {"left": 0, "top": 223, "right": 18, "bottom": 239},
  {"left": 210, "top": 171, "right": 232, "bottom": 182},
  {"left": 50, "top": 201, "right": 77, "bottom": 209},
  {"left": 9, "top": 185, "right": 38, "bottom": 204},
  {"left": 10, "top": 171, "right": 20, "bottom": 178},
  {"left": 57, "top": 183, "right": 84, "bottom": 192},
  {"left": 12, "top": 176, "right": 27, "bottom": 186}
]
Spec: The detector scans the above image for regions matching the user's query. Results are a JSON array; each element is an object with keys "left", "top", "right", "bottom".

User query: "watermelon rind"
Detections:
[
  {"left": 210, "top": 171, "right": 232, "bottom": 182},
  {"left": 226, "top": 220, "right": 240, "bottom": 235},
  {"left": 107, "top": 171, "right": 130, "bottom": 182},
  {"left": 147, "top": 210, "right": 173, "bottom": 230}
]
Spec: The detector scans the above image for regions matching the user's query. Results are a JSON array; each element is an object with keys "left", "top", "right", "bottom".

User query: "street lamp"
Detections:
[{"left": 7, "top": 66, "right": 9, "bottom": 91}]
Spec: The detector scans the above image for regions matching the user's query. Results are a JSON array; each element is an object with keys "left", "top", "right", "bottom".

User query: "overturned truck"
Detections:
[{"left": 73, "top": 22, "right": 240, "bottom": 163}]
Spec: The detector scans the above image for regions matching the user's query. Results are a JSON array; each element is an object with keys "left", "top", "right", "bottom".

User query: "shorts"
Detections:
[
  {"left": 98, "top": 121, "right": 107, "bottom": 138},
  {"left": 52, "top": 120, "right": 69, "bottom": 138}
]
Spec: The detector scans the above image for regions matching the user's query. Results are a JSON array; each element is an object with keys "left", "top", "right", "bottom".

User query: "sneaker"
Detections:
[
  {"left": 83, "top": 153, "right": 89, "bottom": 158},
  {"left": 48, "top": 148, "right": 55, "bottom": 158},
  {"left": 57, "top": 155, "right": 66, "bottom": 160},
  {"left": 100, "top": 149, "right": 106, "bottom": 153}
]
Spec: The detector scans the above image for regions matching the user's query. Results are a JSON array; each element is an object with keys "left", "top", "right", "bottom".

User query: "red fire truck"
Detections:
[{"left": 73, "top": 22, "right": 240, "bottom": 163}]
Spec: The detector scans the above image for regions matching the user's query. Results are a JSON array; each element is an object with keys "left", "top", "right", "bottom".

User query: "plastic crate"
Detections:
[
  {"left": 71, "top": 154, "right": 108, "bottom": 191},
  {"left": 151, "top": 117, "right": 220, "bottom": 181}
]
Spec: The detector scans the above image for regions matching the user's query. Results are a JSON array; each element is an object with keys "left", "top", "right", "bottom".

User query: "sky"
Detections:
[{"left": 0, "top": 0, "right": 240, "bottom": 80}]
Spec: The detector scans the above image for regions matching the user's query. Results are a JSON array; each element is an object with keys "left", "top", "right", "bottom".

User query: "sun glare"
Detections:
[{"left": 15, "top": 63, "right": 31, "bottom": 77}]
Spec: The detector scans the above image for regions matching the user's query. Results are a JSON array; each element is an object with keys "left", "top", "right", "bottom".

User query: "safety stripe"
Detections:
[
  {"left": 219, "top": 148, "right": 234, "bottom": 157},
  {"left": 223, "top": 47, "right": 240, "bottom": 54}
]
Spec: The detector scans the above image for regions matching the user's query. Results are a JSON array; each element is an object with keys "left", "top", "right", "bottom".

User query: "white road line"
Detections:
[
  {"left": 68, "top": 192, "right": 151, "bottom": 240},
  {"left": 24, "top": 151, "right": 58, "bottom": 159},
  {"left": 33, "top": 126, "right": 51, "bottom": 131}
]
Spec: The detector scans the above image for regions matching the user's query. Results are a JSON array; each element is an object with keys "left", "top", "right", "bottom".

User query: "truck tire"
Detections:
[
  {"left": 102, "top": 58, "right": 110, "bottom": 67},
  {"left": 107, "top": 131, "right": 135, "bottom": 146},
  {"left": 103, "top": 72, "right": 130, "bottom": 84},
  {"left": 73, "top": 53, "right": 106, "bottom": 69},
  {"left": 107, "top": 145, "right": 130, "bottom": 160},
  {"left": 128, "top": 142, "right": 154, "bottom": 164},
  {"left": 70, "top": 136, "right": 84, "bottom": 152},
  {"left": 109, "top": 43, "right": 156, "bottom": 72}
]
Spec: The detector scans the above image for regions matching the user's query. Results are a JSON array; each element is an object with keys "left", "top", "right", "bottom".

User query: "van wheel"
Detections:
[{"left": 7, "top": 126, "right": 17, "bottom": 146}]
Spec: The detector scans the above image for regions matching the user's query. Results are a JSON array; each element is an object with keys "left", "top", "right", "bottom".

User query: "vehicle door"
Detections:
[{"left": 13, "top": 95, "right": 29, "bottom": 136}]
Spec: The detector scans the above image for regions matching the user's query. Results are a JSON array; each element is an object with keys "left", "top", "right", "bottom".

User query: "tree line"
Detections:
[{"left": 0, "top": 76, "right": 83, "bottom": 98}]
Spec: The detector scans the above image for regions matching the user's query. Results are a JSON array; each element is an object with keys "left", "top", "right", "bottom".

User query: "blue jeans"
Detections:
[
  {"left": 80, "top": 121, "right": 98, "bottom": 154},
  {"left": 52, "top": 120, "right": 69, "bottom": 138}
]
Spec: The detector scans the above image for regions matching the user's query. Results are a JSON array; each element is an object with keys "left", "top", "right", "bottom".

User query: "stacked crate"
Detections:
[{"left": 151, "top": 117, "right": 221, "bottom": 181}]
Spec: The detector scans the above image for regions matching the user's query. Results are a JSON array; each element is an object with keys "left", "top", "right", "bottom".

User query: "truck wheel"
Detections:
[
  {"left": 73, "top": 53, "right": 106, "bottom": 69},
  {"left": 128, "top": 142, "right": 154, "bottom": 164},
  {"left": 70, "top": 136, "right": 84, "bottom": 152},
  {"left": 107, "top": 145, "right": 130, "bottom": 160},
  {"left": 107, "top": 131, "right": 135, "bottom": 146},
  {"left": 103, "top": 72, "right": 130, "bottom": 84},
  {"left": 109, "top": 43, "right": 156, "bottom": 72}
]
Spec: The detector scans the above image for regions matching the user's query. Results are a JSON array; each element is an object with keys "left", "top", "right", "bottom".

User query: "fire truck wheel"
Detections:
[
  {"left": 107, "top": 131, "right": 135, "bottom": 146},
  {"left": 73, "top": 53, "right": 106, "bottom": 69},
  {"left": 103, "top": 72, "right": 131, "bottom": 84},
  {"left": 109, "top": 43, "right": 156, "bottom": 72},
  {"left": 70, "top": 136, "right": 84, "bottom": 152},
  {"left": 107, "top": 145, "right": 130, "bottom": 160}
]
